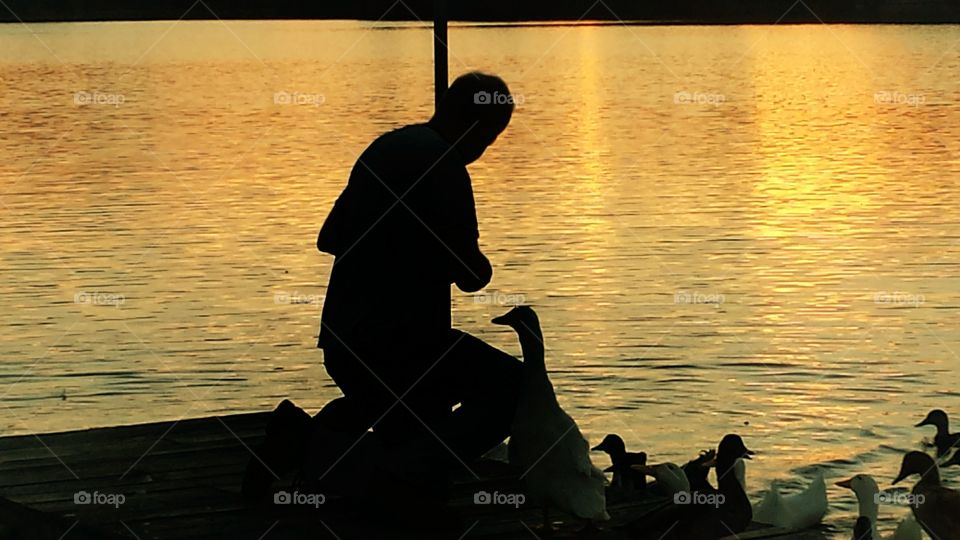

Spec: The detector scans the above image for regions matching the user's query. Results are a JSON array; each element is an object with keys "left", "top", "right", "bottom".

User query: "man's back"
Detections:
[{"left": 317, "top": 124, "right": 480, "bottom": 349}]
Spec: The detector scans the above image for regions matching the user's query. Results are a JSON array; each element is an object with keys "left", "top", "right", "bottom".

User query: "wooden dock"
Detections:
[{"left": 0, "top": 413, "right": 828, "bottom": 539}]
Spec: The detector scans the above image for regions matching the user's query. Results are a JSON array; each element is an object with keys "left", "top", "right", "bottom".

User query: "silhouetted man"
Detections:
[{"left": 316, "top": 72, "right": 521, "bottom": 475}]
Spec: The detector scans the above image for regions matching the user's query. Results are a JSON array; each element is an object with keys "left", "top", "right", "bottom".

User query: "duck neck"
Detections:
[
  {"left": 858, "top": 489, "right": 879, "bottom": 523},
  {"left": 936, "top": 420, "right": 950, "bottom": 436},
  {"left": 918, "top": 465, "right": 942, "bottom": 488},
  {"left": 516, "top": 326, "right": 546, "bottom": 373},
  {"left": 717, "top": 456, "right": 744, "bottom": 494}
]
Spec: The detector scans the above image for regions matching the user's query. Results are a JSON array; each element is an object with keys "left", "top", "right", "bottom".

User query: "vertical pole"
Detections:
[{"left": 433, "top": 0, "right": 448, "bottom": 113}]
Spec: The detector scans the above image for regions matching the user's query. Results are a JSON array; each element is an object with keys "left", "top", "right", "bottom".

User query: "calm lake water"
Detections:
[{"left": 2, "top": 19, "right": 959, "bottom": 536}]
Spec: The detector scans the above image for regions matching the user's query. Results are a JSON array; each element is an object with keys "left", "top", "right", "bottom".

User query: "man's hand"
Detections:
[{"left": 454, "top": 251, "right": 492, "bottom": 293}]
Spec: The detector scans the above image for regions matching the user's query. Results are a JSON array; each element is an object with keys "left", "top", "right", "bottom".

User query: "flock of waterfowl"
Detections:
[{"left": 491, "top": 305, "right": 960, "bottom": 540}]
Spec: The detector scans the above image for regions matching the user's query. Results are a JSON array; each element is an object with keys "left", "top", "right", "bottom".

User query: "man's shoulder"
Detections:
[
  {"left": 374, "top": 123, "right": 445, "bottom": 150},
  {"left": 362, "top": 124, "right": 466, "bottom": 177}
]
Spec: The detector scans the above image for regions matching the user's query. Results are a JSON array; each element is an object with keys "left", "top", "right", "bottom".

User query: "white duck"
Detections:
[
  {"left": 493, "top": 306, "right": 610, "bottom": 528},
  {"left": 836, "top": 474, "right": 922, "bottom": 540},
  {"left": 634, "top": 462, "right": 690, "bottom": 499},
  {"left": 754, "top": 468, "right": 828, "bottom": 530},
  {"left": 733, "top": 457, "right": 746, "bottom": 491}
]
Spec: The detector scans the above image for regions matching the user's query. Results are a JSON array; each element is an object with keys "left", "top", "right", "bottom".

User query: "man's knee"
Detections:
[{"left": 449, "top": 329, "right": 520, "bottom": 370}]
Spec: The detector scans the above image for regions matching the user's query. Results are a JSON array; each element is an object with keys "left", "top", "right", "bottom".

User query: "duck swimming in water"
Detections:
[
  {"left": 915, "top": 409, "right": 960, "bottom": 458},
  {"left": 592, "top": 434, "right": 647, "bottom": 492},
  {"left": 493, "top": 306, "right": 609, "bottom": 529},
  {"left": 893, "top": 450, "right": 960, "bottom": 540},
  {"left": 835, "top": 474, "right": 922, "bottom": 540},
  {"left": 754, "top": 468, "right": 828, "bottom": 531}
]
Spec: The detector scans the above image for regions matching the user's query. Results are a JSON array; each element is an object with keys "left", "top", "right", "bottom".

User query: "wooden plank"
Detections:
[
  {"left": 0, "top": 496, "right": 126, "bottom": 540},
  {"left": 0, "top": 413, "right": 829, "bottom": 540},
  {"left": 0, "top": 441, "right": 258, "bottom": 489},
  {"left": 5, "top": 461, "right": 245, "bottom": 502},
  {"left": 0, "top": 412, "right": 268, "bottom": 452},
  {"left": 0, "top": 431, "right": 264, "bottom": 472}
]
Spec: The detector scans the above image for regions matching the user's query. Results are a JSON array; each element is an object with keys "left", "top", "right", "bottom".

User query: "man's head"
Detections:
[{"left": 430, "top": 72, "right": 514, "bottom": 164}]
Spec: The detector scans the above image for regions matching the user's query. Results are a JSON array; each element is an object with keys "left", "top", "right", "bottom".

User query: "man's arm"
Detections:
[
  {"left": 433, "top": 163, "right": 492, "bottom": 292},
  {"left": 451, "top": 237, "right": 492, "bottom": 293},
  {"left": 317, "top": 185, "right": 355, "bottom": 256}
]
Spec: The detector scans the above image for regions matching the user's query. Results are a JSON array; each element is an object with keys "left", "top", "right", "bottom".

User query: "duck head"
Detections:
[
  {"left": 592, "top": 434, "right": 627, "bottom": 455},
  {"left": 493, "top": 306, "right": 545, "bottom": 371},
  {"left": 491, "top": 305, "right": 540, "bottom": 333},
  {"left": 718, "top": 434, "right": 754, "bottom": 461},
  {"left": 715, "top": 434, "right": 753, "bottom": 481},
  {"left": 837, "top": 473, "right": 881, "bottom": 520},
  {"left": 893, "top": 451, "right": 939, "bottom": 486},
  {"left": 836, "top": 473, "right": 879, "bottom": 498},
  {"left": 915, "top": 409, "right": 949, "bottom": 432}
]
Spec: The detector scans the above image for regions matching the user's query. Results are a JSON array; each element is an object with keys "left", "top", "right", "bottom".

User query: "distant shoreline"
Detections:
[
  {"left": 0, "top": 0, "right": 957, "bottom": 25},
  {"left": 3, "top": 18, "right": 960, "bottom": 26}
]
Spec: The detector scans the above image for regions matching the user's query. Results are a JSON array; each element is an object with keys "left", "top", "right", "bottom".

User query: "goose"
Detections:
[
  {"left": 625, "top": 435, "right": 754, "bottom": 540},
  {"left": 754, "top": 468, "right": 828, "bottom": 530},
  {"left": 915, "top": 409, "right": 960, "bottom": 458},
  {"left": 592, "top": 434, "right": 647, "bottom": 491},
  {"left": 835, "top": 474, "right": 922, "bottom": 540},
  {"left": 893, "top": 451, "right": 960, "bottom": 540},
  {"left": 492, "top": 306, "right": 609, "bottom": 529}
]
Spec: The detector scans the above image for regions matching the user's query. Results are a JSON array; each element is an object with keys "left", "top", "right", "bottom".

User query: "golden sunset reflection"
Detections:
[{"left": 1, "top": 21, "right": 959, "bottom": 533}]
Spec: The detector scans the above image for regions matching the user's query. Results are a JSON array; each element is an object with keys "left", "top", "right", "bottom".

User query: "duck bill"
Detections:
[
  {"left": 836, "top": 478, "right": 854, "bottom": 489},
  {"left": 590, "top": 443, "right": 605, "bottom": 452},
  {"left": 915, "top": 420, "right": 931, "bottom": 428},
  {"left": 743, "top": 448, "right": 755, "bottom": 460},
  {"left": 892, "top": 472, "right": 908, "bottom": 486},
  {"left": 491, "top": 315, "right": 511, "bottom": 325}
]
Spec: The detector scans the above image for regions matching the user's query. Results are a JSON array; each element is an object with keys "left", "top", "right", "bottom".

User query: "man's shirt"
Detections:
[{"left": 317, "top": 124, "right": 482, "bottom": 351}]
